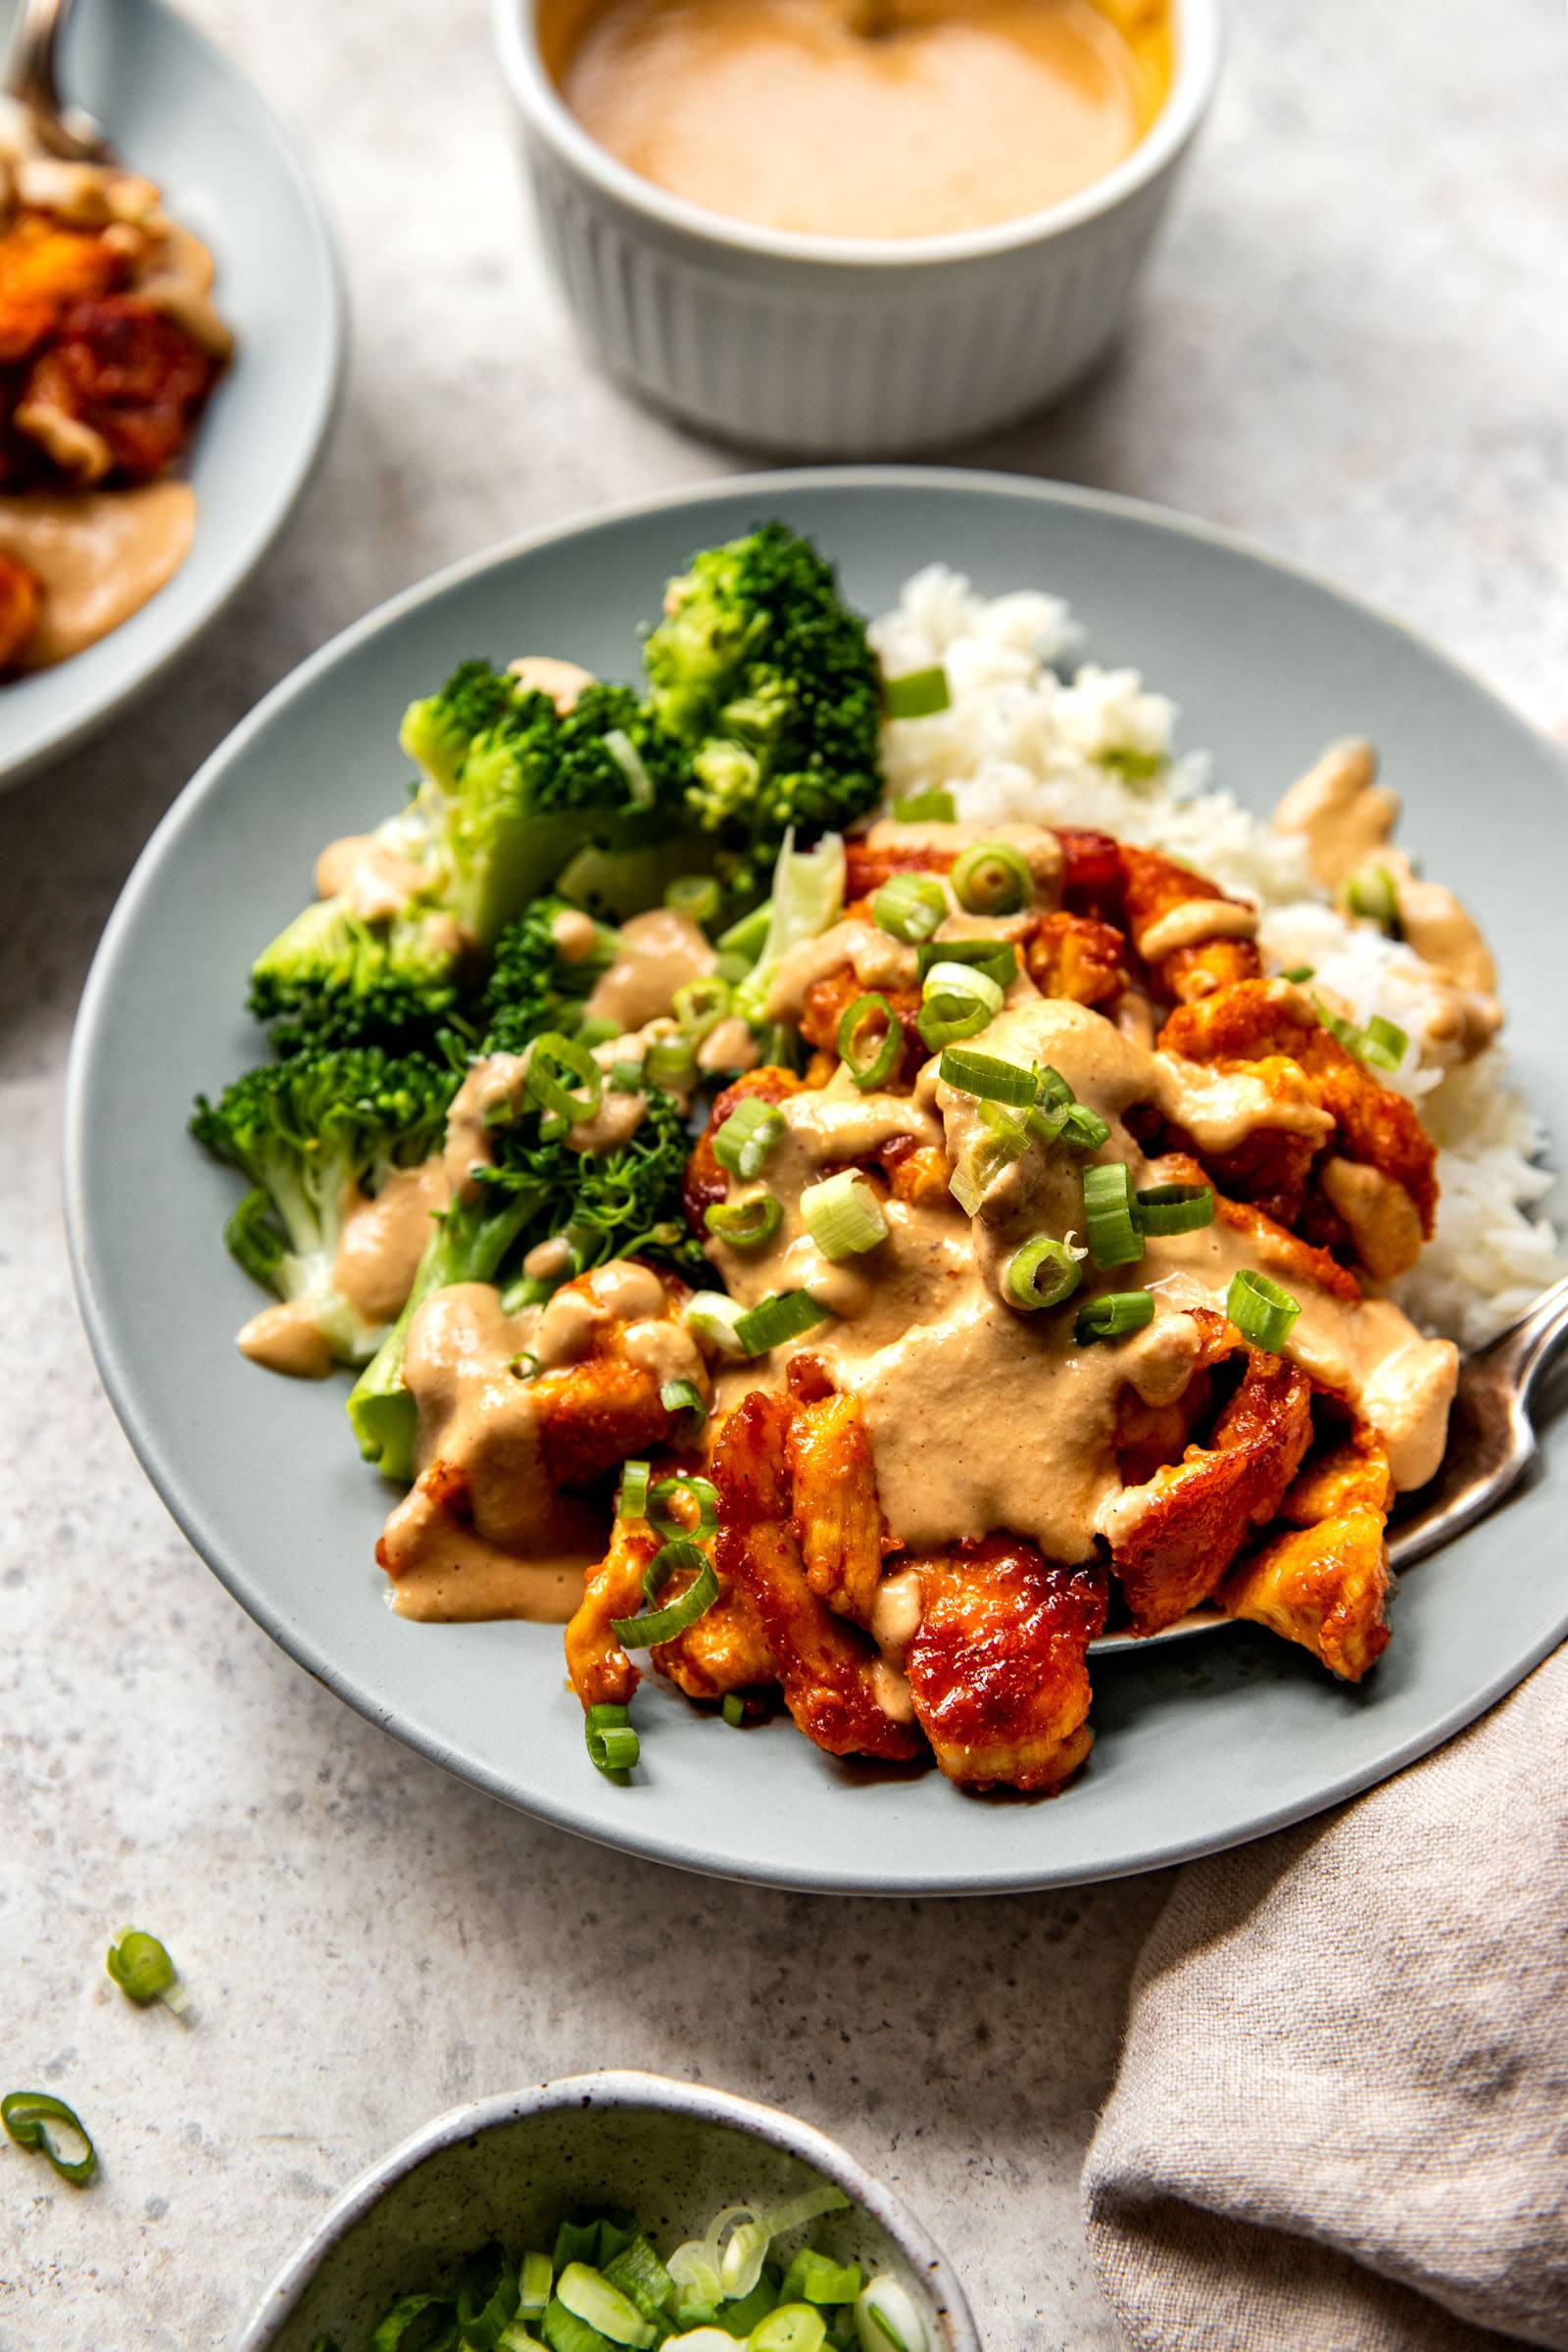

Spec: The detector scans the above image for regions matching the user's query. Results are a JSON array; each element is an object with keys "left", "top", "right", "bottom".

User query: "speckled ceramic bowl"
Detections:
[
  {"left": 495, "top": 0, "right": 1223, "bottom": 456},
  {"left": 236, "top": 2072, "right": 980, "bottom": 2352}
]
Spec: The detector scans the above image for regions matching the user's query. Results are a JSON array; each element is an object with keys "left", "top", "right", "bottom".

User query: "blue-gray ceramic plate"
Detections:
[
  {"left": 0, "top": 0, "right": 342, "bottom": 788},
  {"left": 64, "top": 470, "right": 1568, "bottom": 1894}
]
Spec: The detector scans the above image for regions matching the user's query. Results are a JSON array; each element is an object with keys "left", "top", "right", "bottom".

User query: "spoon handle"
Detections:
[
  {"left": 1501, "top": 1269, "right": 1568, "bottom": 1402},
  {"left": 5, "top": 0, "right": 110, "bottom": 163}
]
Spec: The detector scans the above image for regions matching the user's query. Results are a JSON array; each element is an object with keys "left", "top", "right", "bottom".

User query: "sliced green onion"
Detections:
[
  {"left": 603, "top": 2236, "right": 675, "bottom": 2325},
  {"left": 1056, "top": 1102, "right": 1112, "bottom": 1153},
  {"left": 527, "top": 1033, "right": 603, "bottom": 1127},
  {"left": 713, "top": 1097, "right": 786, "bottom": 1180},
  {"left": 556, "top": 2263, "right": 655, "bottom": 2349},
  {"left": 871, "top": 872, "right": 946, "bottom": 944},
  {"left": 1, "top": 2090, "right": 96, "bottom": 2185},
  {"left": 577, "top": 1016, "right": 620, "bottom": 1052},
  {"left": 717, "top": 902, "right": 773, "bottom": 963},
  {"left": 781, "top": 2252, "right": 864, "bottom": 2307},
  {"left": 618, "top": 1459, "right": 651, "bottom": 1519},
  {"left": 1035, "top": 1065, "right": 1074, "bottom": 1108},
  {"left": 856, "top": 2277, "right": 928, "bottom": 2352},
  {"left": 837, "top": 993, "right": 903, "bottom": 1092},
  {"left": 1134, "top": 1182, "right": 1215, "bottom": 1236},
  {"left": 612, "top": 1555, "right": 720, "bottom": 1648},
  {"left": 801, "top": 1170, "right": 889, "bottom": 1260},
  {"left": 706, "top": 1195, "right": 783, "bottom": 1251},
  {"left": 647, "top": 1035, "right": 697, "bottom": 1092},
  {"left": 951, "top": 839, "right": 1034, "bottom": 916},
  {"left": 585, "top": 1703, "right": 639, "bottom": 1777},
  {"left": 917, "top": 959, "right": 1004, "bottom": 1050},
  {"left": 750, "top": 2310, "right": 827, "bottom": 2352},
  {"left": 1226, "top": 1267, "right": 1301, "bottom": 1351},
  {"left": 1074, "top": 1289, "right": 1156, "bottom": 1344},
  {"left": 1083, "top": 1163, "right": 1146, "bottom": 1268},
  {"left": 733, "top": 1290, "right": 835, "bottom": 1355},
  {"left": 674, "top": 975, "right": 732, "bottom": 1043},
  {"left": 1280, "top": 963, "right": 1315, "bottom": 984},
  {"left": 106, "top": 1928, "right": 187, "bottom": 2014},
  {"left": 667, "top": 2240, "right": 724, "bottom": 2326},
  {"left": 884, "top": 666, "right": 952, "bottom": 720},
  {"left": 609, "top": 1058, "right": 645, "bottom": 1094},
  {"left": 554, "top": 2219, "right": 604, "bottom": 2274},
  {"left": 369, "top": 2290, "right": 457, "bottom": 2349},
  {"left": 686, "top": 1292, "right": 750, "bottom": 1358},
  {"left": 915, "top": 937, "right": 1017, "bottom": 990},
  {"left": 1313, "top": 997, "right": 1409, "bottom": 1074},
  {"left": 660, "top": 1380, "right": 708, "bottom": 1442},
  {"left": 1004, "top": 1236, "right": 1085, "bottom": 1311},
  {"left": 665, "top": 873, "right": 722, "bottom": 928},
  {"left": 713, "top": 950, "right": 753, "bottom": 987},
  {"left": 518, "top": 2253, "right": 555, "bottom": 2318},
  {"left": 949, "top": 1102, "right": 1030, "bottom": 1215},
  {"left": 938, "top": 1046, "right": 1038, "bottom": 1104},
  {"left": 722, "top": 1693, "right": 746, "bottom": 1728},
  {"left": 890, "top": 786, "right": 956, "bottom": 821},
  {"left": 604, "top": 729, "right": 657, "bottom": 808},
  {"left": 640, "top": 1536, "right": 709, "bottom": 1601},
  {"left": 458, "top": 2242, "right": 522, "bottom": 2350},
  {"left": 1345, "top": 861, "right": 1400, "bottom": 931},
  {"left": 648, "top": 1473, "right": 719, "bottom": 1541}
]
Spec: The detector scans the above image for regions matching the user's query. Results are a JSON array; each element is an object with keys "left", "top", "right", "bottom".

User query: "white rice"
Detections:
[{"left": 870, "top": 564, "right": 1565, "bottom": 1348}]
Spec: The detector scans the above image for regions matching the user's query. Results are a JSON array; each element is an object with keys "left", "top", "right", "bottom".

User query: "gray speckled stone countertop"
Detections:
[{"left": 3, "top": 2, "right": 1564, "bottom": 2344}]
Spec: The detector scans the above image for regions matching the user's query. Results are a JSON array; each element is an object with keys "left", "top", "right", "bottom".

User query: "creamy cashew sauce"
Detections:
[
  {"left": 556, "top": 0, "right": 1172, "bottom": 242},
  {"left": 233, "top": 1160, "right": 451, "bottom": 1376},
  {"left": 315, "top": 833, "right": 429, "bottom": 922},
  {"left": 584, "top": 906, "right": 716, "bottom": 1031},
  {"left": 0, "top": 482, "right": 195, "bottom": 667},
  {"left": 708, "top": 994, "right": 1457, "bottom": 1562}
]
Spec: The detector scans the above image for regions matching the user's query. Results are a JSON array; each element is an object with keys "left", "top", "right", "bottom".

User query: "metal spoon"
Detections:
[
  {"left": 5, "top": 0, "right": 113, "bottom": 163},
  {"left": 1388, "top": 1269, "right": 1568, "bottom": 1568}
]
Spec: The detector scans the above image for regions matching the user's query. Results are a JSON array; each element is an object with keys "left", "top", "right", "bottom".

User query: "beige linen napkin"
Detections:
[{"left": 1082, "top": 1648, "right": 1568, "bottom": 2351}]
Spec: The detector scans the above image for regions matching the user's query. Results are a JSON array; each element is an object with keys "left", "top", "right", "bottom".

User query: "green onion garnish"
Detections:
[
  {"left": 526, "top": 1032, "right": 603, "bottom": 1127},
  {"left": 718, "top": 899, "right": 773, "bottom": 962},
  {"left": 456, "top": 2241, "right": 521, "bottom": 2348},
  {"left": 781, "top": 2251, "right": 864, "bottom": 2307},
  {"left": 1280, "top": 964, "right": 1314, "bottom": 984},
  {"left": 1226, "top": 1267, "right": 1301, "bottom": 1351},
  {"left": 612, "top": 1549, "right": 720, "bottom": 1648},
  {"left": 686, "top": 1292, "right": 750, "bottom": 1357},
  {"left": 1004, "top": 1236, "right": 1085, "bottom": 1311},
  {"left": 801, "top": 1170, "right": 889, "bottom": 1260},
  {"left": 733, "top": 1290, "right": 834, "bottom": 1355},
  {"left": 705, "top": 1194, "right": 783, "bottom": 1250},
  {"left": 518, "top": 2250, "right": 554, "bottom": 2317},
  {"left": 884, "top": 667, "right": 952, "bottom": 720},
  {"left": 106, "top": 1929, "right": 187, "bottom": 2015},
  {"left": 585, "top": 1702, "right": 639, "bottom": 1777},
  {"left": 915, "top": 937, "right": 1017, "bottom": 989},
  {"left": 1054, "top": 1102, "right": 1112, "bottom": 1153},
  {"left": 618, "top": 1459, "right": 651, "bottom": 1519},
  {"left": 1134, "top": 1182, "right": 1215, "bottom": 1236},
  {"left": 722, "top": 1693, "right": 746, "bottom": 1728},
  {"left": 1313, "top": 996, "right": 1409, "bottom": 1074},
  {"left": 648, "top": 1473, "right": 719, "bottom": 1541},
  {"left": 556, "top": 2261, "right": 658, "bottom": 2348},
  {"left": 664, "top": 873, "right": 722, "bottom": 928},
  {"left": 1083, "top": 1163, "right": 1146, "bottom": 1269},
  {"left": 660, "top": 1378, "right": 707, "bottom": 1441},
  {"left": 750, "top": 2308, "right": 828, "bottom": 2351},
  {"left": 609, "top": 1058, "right": 645, "bottom": 1094},
  {"left": 855, "top": 2275, "right": 928, "bottom": 2352},
  {"left": 577, "top": 1015, "right": 620, "bottom": 1051},
  {"left": 938, "top": 1046, "right": 1038, "bottom": 1105},
  {"left": 871, "top": 872, "right": 946, "bottom": 944},
  {"left": 890, "top": 786, "right": 956, "bottom": 822},
  {"left": 1345, "top": 861, "right": 1400, "bottom": 931},
  {"left": 1, "top": 2090, "right": 97, "bottom": 2185},
  {"left": 646, "top": 1035, "right": 697, "bottom": 1092},
  {"left": 713, "top": 950, "right": 753, "bottom": 987},
  {"left": 603, "top": 2234, "right": 676, "bottom": 2326},
  {"left": 950, "top": 840, "right": 1034, "bottom": 917},
  {"left": 917, "top": 959, "right": 1004, "bottom": 1050},
  {"left": 1074, "top": 1290, "right": 1155, "bottom": 1345},
  {"left": 837, "top": 993, "right": 903, "bottom": 1092},
  {"left": 949, "top": 1102, "right": 1030, "bottom": 1215},
  {"left": 713, "top": 1096, "right": 786, "bottom": 1180},
  {"left": 673, "top": 974, "right": 731, "bottom": 1043}
]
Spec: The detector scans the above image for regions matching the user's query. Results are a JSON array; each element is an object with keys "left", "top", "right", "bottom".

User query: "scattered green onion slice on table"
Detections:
[
  {"left": 1345, "top": 861, "right": 1400, "bottom": 930},
  {"left": 837, "top": 993, "right": 903, "bottom": 1091},
  {"left": 106, "top": 1928, "right": 187, "bottom": 2014},
  {"left": 584, "top": 1703, "right": 639, "bottom": 1776},
  {"left": 664, "top": 873, "right": 722, "bottom": 928},
  {"left": 612, "top": 1548, "right": 720, "bottom": 1648},
  {"left": 1134, "top": 1182, "right": 1215, "bottom": 1236},
  {"left": 801, "top": 1171, "right": 889, "bottom": 1260},
  {"left": 1082, "top": 1163, "right": 1146, "bottom": 1268},
  {"left": 917, "top": 959, "right": 1004, "bottom": 1050},
  {"left": 660, "top": 1378, "right": 707, "bottom": 1439},
  {"left": 1073, "top": 1291, "right": 1155, "bottom": 1345},
  {"left": 733, "top": 1290, "right": 834, "bottom": 1355},
  {"left": 674, "top": 975, "right": 731, "bottom": 1042},
  {"left": 618, "top": 1458, "right": 651, "bottom": 1519},
  {"left": 915, "top": 937, "right": 1017, "bottom": 989},
  {"left": 526, "top": 1033, "right": 603, "bottom": 1126},
  {"left": 1, "top": 2090, "right": 97, "bottom": 2185},
  {"left": 890, "top": 786, "right": 956, "bottom": 822},
  {"left": 950, "top": 839, "right": 1033, "bottom": 916},
  {"left": 883, "top": 667, "right": 952, "bottom": 720},
  {"left": 648, "top": 1474, "right": 719, "bottom": 1541},
  {"left": 721, "top": 1693, "right": 746, "bottom": 1729},
  {"left": 937, "top": 1046, "right": 1038, "bottom": 1104},
  {"left": 713, "top": 1097, "right": 786, "bottom": 1180},
  {"left": 871, "top": 872, "right": 946, "bottom": 944},
  {"left": 647, "top": 1035, "right": 698, "bottom": 1092},
  {"left": 1226, "top": 1267, "right": 1301, "bottom": 1350},
  {"left": 706, "top": 1195, "right": 783, "bottom": 1251},
  {"left": 1004, "top": 1235, "right": 1086, "bottom": 1311}
]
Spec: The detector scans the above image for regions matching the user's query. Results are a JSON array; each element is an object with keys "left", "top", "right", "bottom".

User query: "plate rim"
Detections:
[
  {"left": 63, "top": 463, "right": 1568, "bottom": 1895},
  {"left": 0, "top": 0, "right": 347, "bottom": 791}
]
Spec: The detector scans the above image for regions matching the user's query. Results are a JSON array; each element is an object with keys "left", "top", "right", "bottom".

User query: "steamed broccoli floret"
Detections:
[
  {"left": 248, "top": 896, "right": 471, "bottom": 1058},
  {"left": 346, "top": 1074, "right": 702, "bottom": 1480},
  {"left": 643, "top": 522, "right": 883, "bottom": 898},
  {"left": 399, "top": 659, "right": 524, "bottom": 797},
  {"left": 191, "top": 1050, "right": 456, "bottom": 1363},
  {"left": 479, "top": 897, "right": 619, "bottom": 1055}
]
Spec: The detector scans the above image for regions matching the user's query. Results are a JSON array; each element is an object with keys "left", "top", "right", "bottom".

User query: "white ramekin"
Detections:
[{"left": 495, "top": 0, "right": 1222, "bottom": 457}]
